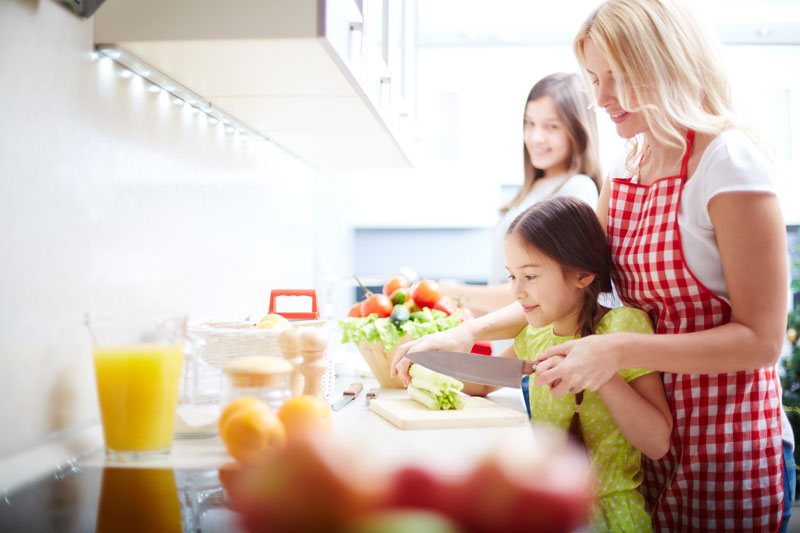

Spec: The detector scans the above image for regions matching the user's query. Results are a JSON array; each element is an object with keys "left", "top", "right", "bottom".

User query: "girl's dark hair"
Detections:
[{"left": 506, "top": 196, "right": 612, "bottom": 449}]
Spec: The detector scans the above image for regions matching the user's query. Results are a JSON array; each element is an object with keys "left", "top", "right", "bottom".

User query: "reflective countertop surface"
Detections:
[{"left": 0, "top": 464, "right": 241, "bottom": 533}]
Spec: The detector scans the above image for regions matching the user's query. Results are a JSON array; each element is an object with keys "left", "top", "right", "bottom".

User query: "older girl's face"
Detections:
[
  {"left": 583, "top": 38, "right": 648, "bottom": 139},
  {"left": 523, "top": 96, "right": 572, "bottom": 178}
]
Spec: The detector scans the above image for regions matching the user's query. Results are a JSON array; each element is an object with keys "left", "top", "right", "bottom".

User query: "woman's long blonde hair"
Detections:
[
  {"left": 501, "top": 72, "right": 602, "bottom": 214},
  {"left": 574, "top": 0, "right": 742, "bottom": 171}
]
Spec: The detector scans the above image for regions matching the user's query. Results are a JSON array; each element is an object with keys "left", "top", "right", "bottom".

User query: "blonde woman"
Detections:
[
  {"left": 393, "top": 1, "right": 792, "bottom": 530},
  {"left": 439, "top": 72, "right": 602, "bottom": 315}
]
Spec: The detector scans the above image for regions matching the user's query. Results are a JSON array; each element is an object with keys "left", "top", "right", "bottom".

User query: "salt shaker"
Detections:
[
  {"left": 299, "top": 328, "right": 328, "bottom": 400},
  {"left": 221, "top": 356, "right": 293, "bottom": 412},
  {"left": 278, "top": 327, "right": 305, "bottom": 397}
]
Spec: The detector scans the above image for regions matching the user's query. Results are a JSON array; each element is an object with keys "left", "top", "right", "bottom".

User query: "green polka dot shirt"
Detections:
[{"left": 514, "top": 306, "right": 656, "bottom": 532}]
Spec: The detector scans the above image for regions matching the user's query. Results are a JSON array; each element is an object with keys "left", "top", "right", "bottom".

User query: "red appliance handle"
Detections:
[{"left": 268, "top": 289, "right": 320, "bottom": 320}]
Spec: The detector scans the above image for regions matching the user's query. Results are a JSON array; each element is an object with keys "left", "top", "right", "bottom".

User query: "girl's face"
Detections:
[
  {"left": 504, "top": 232, "right": 586, "bottom": 337},
  {"left": 523, "top": 96, "right": 572, "bottom": 178},
  {"left": 583, "top": 38, "right": 648, "bottom": 139}
]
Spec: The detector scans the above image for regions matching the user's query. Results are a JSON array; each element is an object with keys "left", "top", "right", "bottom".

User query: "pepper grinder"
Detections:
[
  {"left": 299, "top": 327, "right": 328, "bottom": 400},
  {"left": 278, "top": 327, "right": 305, "bottom": 397}
]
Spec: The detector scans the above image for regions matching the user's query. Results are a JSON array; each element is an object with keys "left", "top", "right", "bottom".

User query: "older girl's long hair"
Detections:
[
  {"left": 573, "top": 0, "right": 745, "bottom": 172},
  {"left": 507, "top": 196, "right": 612, "bottom": 449},
  {"left": 501, "top": 73, "right": 602, "bottom": 214}
]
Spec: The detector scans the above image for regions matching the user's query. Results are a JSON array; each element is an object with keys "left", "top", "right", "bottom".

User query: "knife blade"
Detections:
[
  {"left": 404, "top": 351, "right": 537, "bottom": 388},
  {"left": 331, "top": 382, "right": 363, "bottom": 411}
]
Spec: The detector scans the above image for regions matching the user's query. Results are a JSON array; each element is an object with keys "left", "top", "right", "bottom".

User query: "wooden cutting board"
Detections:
[{"left": 370, "top": 396, "right": 528, "bottom": 429}]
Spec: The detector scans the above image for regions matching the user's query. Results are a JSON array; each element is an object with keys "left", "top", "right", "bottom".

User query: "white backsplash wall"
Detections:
[{"left": 0, "top": 1, "right": 318, "bottom": 458}]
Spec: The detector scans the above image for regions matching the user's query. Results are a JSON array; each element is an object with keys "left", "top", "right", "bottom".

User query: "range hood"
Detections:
[{"left": 93, "top": 0, "right": 414, "bottom": 170}]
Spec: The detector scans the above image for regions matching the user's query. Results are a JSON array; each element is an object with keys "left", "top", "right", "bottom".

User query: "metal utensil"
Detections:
[
  {"left": 331, "top": 382, "right": 363, "bottom": 411},
  {"left": 404, "top": 351, "right": 536, "bottom": 388}
]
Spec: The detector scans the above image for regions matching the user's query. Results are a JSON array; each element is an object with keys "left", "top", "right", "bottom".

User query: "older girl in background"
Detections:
[{"left": 439, "top": 72, "right": 602, "bottom": 315}]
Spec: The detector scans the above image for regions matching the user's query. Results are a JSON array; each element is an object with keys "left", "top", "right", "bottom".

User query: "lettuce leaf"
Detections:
[{"left": 339, "top": 308, "right": 462, "bottom": 352}]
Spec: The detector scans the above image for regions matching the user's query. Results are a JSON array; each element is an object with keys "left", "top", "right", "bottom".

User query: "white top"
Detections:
[
  {"left": 489, "top": 174, "right": 599, "bottom": 284},
  {"left": 613, "top": 129, "right": 792, "bottom": 446}
]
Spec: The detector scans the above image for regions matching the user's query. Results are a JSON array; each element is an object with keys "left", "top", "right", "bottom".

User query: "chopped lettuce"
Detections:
[
  {"left": 338, "top": 308, "right": 461, "bottom": 352},
  {"left": 408, "top": 364, "right": 465, "bottom": 410}
]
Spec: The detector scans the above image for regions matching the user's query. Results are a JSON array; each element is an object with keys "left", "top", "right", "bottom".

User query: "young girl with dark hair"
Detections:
[{"left": 406, "top": 197, "right": 672, "bottom": 531}]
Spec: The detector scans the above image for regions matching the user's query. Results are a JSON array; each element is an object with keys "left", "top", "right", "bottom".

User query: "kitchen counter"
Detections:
[{"left": 0, "top": 377, "right": 534, "bottom": 532}]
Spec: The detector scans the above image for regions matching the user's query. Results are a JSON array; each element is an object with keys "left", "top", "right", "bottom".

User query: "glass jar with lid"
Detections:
[{"left": 221, "top": 356, "right": 293, "bottom": 412}]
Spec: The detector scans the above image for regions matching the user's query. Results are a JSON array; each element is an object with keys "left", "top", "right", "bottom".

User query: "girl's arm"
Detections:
[
  {"left": 535, "top": 192, "right": 788, "bottom": 393},
  {"left": 438, "top": 280, "right": 514, "bottom": 314},
  {"left": 596, "top": 372, "right": 672, "bottom": 460},
  {"left": 391, "top": 302, "right": 528, "bottom": 386}
]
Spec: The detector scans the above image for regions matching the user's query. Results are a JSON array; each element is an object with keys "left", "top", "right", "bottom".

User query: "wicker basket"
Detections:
[
  {"left": 188, "top": 320, "right": 336, "bottom": 401},
  {"left": 357, "top": 335, "right": 414, "bottom": 389}
]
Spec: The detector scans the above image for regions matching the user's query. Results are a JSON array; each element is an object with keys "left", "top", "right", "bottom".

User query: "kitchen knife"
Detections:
[
  {"left": 331, "top": 382, "right": 363, "bottom": 411},
  {"left": 404, "top": 351, "right": 537, "bottom": 388}
]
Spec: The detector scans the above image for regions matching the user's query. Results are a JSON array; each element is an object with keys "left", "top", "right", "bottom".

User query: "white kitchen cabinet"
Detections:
[{"left": 93, "top": 0, "right": 417, "bottom": 170}]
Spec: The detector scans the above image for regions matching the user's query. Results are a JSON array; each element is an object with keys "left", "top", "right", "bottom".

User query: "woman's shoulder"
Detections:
[
  {"left": 595, "top": 307, "right": 654, "bottom": 334},
  {"left": 690, "top": 128, "right": 775, "bottom": 201},
  {"left": 698, "top": 130, "right": 772, "bottom": 179}
]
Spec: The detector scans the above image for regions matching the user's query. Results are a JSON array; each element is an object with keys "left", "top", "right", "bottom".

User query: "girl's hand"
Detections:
[
  {"left": 390, "top": 327, "right": 476, "bottom": 386},
  {"left": 533, "top": 335, "right": 622, "bottom": 398}
]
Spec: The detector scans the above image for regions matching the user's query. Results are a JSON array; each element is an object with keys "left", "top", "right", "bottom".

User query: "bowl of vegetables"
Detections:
[{"left": 339, "top": 276, "right": 464, "bottom": 388}]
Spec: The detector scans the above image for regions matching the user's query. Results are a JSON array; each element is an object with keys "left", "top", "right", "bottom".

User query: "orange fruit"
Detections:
[
  {"left": 278, "top": 395, "right": 333, "bottom": 442},
  {"left": 218, "top": 396, "right": 265, "bottom": 436},
  {"left": 219, "top": 401, "right": 286, "bottom": 465}
]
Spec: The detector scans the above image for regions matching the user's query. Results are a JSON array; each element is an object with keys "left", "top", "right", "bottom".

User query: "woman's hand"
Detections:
[
  {"left": 533, "top": 334, "right": 623, "bottom": 398},
  {"left": 390, "top": 326, "right": 476, "bottom": 386}
]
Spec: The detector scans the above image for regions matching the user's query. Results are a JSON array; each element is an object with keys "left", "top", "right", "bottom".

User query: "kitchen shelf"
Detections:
[{"left": 93, "top": 0, "right": 414, "bottom": 170}]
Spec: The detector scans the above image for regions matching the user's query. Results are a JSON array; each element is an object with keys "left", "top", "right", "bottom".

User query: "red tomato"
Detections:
[
  {"left": 412, "top": 280, "right": 442, "bottom": 309},
  {"left": 347, "top": 302, "right": 363, "bottom": 318},
  {"left": 361, "top": 294, "right": 393, "bottom": 318},
  {"left": 433, "top": 297, "right": 456, "bottom": 316},
  {"left": 382, "top": 276, "right": 410, "bottom": 297}
]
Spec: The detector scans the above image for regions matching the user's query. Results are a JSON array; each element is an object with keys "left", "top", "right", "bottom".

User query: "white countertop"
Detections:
[
  {"left": 0, "top": 343, "right": 536, "bottom": 492},
  {"left": 77, "top": 376, "right": 535, "bottom": 474}
]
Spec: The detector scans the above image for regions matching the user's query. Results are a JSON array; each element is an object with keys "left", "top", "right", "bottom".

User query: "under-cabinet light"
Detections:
[{"left": 94, "top": 44, "right": 296, "bottom": 159}]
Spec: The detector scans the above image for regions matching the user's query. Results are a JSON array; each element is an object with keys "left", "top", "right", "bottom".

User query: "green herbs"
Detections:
[
  {"left": 339, "top": 308, "right": 462, "bottom": 352},
  {"left": 407, "top": 363, "right": 465, "bottom": 411}
]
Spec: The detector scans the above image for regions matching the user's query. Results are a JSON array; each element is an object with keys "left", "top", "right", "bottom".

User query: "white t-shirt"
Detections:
[
  {"left": 489, "top": 174, "right": 599, "bottom": 284},
  {"left": 613, "top": 129, "right": 792, "bottom": 446}
]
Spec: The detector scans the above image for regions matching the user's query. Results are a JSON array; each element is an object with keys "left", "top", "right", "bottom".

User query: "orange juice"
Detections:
[
  {"left": 93, "top": 344, "right": 183, "bottom": 454},
  {"left": 95, "top": 468, "right": 182, "bottom": 533}
]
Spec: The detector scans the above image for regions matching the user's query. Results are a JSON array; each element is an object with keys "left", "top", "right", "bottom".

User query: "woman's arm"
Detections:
[
  {"left": 391, "top": 302, "right": 528, "bottom": 386},
  {"left": 595, "top": 176, "right": 612, "bottom": 232},
  {"left": 596, "top": 372, "right": 672, "bottom": 460},
  {"left": 535, "top": 192, "right": 788, "bottom": 393},
  {"left": 438, "top": 280, "right": 514, "bottom": 314}
]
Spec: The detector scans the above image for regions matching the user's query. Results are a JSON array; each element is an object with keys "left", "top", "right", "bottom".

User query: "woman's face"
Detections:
[
  {"left": 523, "top": 96, "right": 572, "bottom": 178},
  {"left": 504, "top": 232, "right": 585, "bottom": 337},
  {"left": 583, "top": 38, "right": 648, "bottom": 139}
]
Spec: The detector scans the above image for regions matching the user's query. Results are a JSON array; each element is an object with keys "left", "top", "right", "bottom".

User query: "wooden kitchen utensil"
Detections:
[
  {"left": 278, "top": 327, "right": 305, "bottom": 396},
  {"left": 299, "top": 327, "right": 328, "bottom": 400},
  {"left": 369, "top": 396, "right": 528, "bottom": 430}
]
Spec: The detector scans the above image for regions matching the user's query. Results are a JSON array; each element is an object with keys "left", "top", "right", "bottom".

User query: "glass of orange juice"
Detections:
[{"left": 85, "top": 312, "right": 187, "bottom": 460}]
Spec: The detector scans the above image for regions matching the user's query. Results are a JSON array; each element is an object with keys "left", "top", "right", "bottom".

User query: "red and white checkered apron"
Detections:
[{"left": 607, "top": 130, "right": 784, "bottom": 531}]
